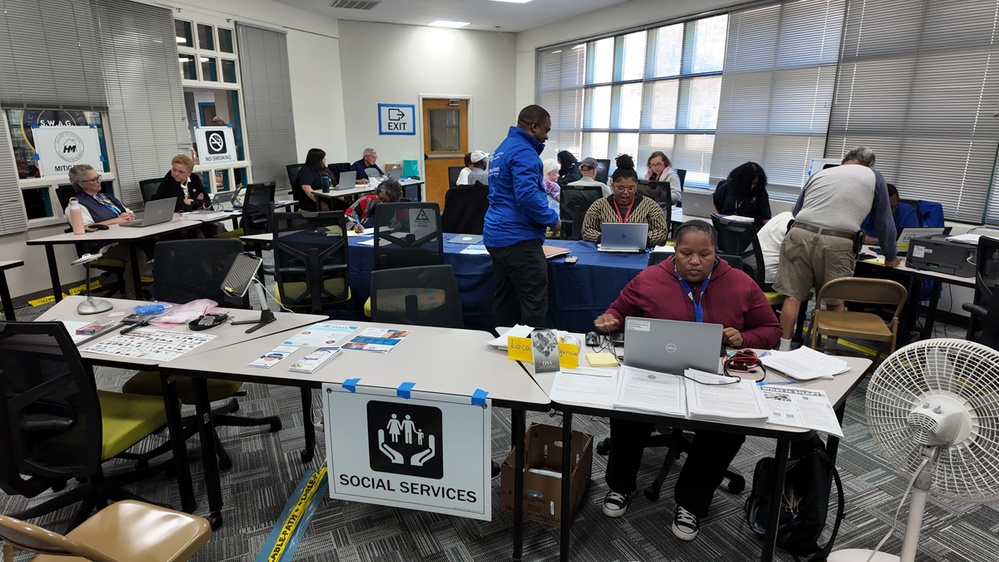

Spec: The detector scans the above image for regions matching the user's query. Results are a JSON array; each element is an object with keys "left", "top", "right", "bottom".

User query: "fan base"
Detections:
[{"left": 828, "top": 549, "right": 899, "bottom": 562}]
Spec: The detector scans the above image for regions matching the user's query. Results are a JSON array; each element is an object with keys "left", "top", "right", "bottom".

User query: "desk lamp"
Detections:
[
  {"left": 222, "top": 252, "right": 276, "bottom": 333},
  {"left": 71, "top": 243, "right": 116, "bottom": 315}
]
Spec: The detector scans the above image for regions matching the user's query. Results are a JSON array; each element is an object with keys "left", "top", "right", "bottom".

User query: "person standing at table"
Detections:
[
  {"left": 155, "top": 154, "right": 211, "bottom": 213},
  {"left": 774, "top": 146, "right": 899, "bottom": 351},
  {"left": 594, "top": 220, "right": 781, "bottom": 541},
  {"left": 293, "top": 148, "right": 333, "bottom": 212},
  {"left": 644, "top": 150, "right": 681, "bottom": 205},
  {"left": 712, "top": 161, "right": 771, "bottom": 225},
  {"left": 580, "top": 154, "right": 668, "bottom": 247},
  {"left": 568, "top": 157, "right": 611, "bottom": 197},
  {"left": 351, "top": 148, "right": 383, "bottom": 183},
  {"left": 484, "top": 105, "right": 561, "bottom": 328}
]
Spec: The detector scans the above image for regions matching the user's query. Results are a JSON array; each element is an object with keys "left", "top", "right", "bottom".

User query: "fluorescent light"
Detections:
[
  {"left": 428, "top": 19, "right": 470, "bottom": 28},
  {"left": 490, "top": 0, "right": 534, "bottom": 3}
]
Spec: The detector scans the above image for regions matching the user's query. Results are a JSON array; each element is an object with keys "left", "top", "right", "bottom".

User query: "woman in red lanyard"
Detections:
[{"left": 580, "top": 154, "right": 669, "bottom": 247}]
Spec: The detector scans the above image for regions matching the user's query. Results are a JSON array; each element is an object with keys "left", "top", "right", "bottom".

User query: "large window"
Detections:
[{"left": 537, "top": 15, "right": 728, "bottom": 186}]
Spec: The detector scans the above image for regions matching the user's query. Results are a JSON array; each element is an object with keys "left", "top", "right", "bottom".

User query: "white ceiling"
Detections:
[{"left": 273, "top": 0, "right": 629, "bottom": 33}]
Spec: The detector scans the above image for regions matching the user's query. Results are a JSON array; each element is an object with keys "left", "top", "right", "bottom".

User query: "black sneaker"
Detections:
[
  {"left": 671, "top": 504, "right": 699, "bottom": 541},
  {"left": 601, "top": 490, "right": 633, "bottom": 518}
]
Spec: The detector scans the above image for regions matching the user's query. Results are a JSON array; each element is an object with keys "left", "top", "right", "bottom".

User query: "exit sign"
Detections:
[{"left": 378, "top": 103, "right": 416, "bottom": 136}]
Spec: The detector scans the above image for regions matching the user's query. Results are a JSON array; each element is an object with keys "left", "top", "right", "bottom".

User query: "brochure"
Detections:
[
  {"left": 288, "top": 347, "right": 341, "bottom": 373},
  {"left": 281, "top": 323, "right": 358, "bottom": 347},
  {"left": 342, "top": 328, "right": 412, "bottom": 353},
  {"left": 247, "top": 345, "right": 299, "bottom": 368}
]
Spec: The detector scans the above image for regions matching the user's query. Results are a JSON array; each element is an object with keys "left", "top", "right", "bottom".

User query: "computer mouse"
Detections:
[{"left": 585, "top": 331, "right": 601, "bottom": 346}]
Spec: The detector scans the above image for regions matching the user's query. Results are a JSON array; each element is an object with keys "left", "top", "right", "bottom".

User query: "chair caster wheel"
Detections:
[
  {"left": 218, "top": 454, "right": 233, "bottom": 471},
  {"left": 270, "top": 419, "right": 282, "bottom": 432},
  {"left": 643, "top": 486, "right": 661, "bottom": 502},
  {"left": 209, "top": 514, "right": 223, "bottom": 530},
  {"left": 300, "top": 448, "right": 314, "bottom": 463},
  {"left": 727, "top": 476, "right": 746, "bottom": 494},
  {"left": 595, "top": 438, "right": 612, "bottom": 456}
]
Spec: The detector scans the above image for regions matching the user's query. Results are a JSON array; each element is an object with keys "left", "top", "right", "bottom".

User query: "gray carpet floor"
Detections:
[{"left": 1, "top": 302, "right": 995, "bottom": 561}]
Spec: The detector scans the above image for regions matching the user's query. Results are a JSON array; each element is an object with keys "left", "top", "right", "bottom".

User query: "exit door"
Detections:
[{"left": 422, "top": 98, "right": 468, "bottom": 207}]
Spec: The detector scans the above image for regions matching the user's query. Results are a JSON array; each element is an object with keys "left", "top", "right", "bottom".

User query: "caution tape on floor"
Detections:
[
  {"left": 256, "top": 464, "right": 329, "bottom": 562},
  {"left": 27, "top": 281, "right": 103, "bottom": 306}
]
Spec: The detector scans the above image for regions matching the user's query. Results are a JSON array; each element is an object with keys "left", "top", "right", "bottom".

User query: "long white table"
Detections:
[
  {"left": 37, "top": 295, "right": 327, "bottom": 519},
  {"left": 161, "top": 320, "right": 550, "bottom": 553},
  {"left": 26, "top": 216, "right": 205, "bottom": 302},
  {"left": 525, "top": 339, "right": 870, "bottom": 562},
  {"left": 313, "top": 178, "right": 425, "bottom": 202}
]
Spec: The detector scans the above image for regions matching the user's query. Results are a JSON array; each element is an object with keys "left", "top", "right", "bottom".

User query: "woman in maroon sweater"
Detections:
[{"left": 594, "top": 219, "right": 781, "bottom": 542}]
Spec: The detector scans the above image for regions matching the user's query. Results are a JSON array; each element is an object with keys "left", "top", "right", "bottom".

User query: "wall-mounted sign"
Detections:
[
  {"left": 323, "top": 383, "right": 492, "bottom": 520},
  {"left": 378, "top": 103, "right": 416, "bottom": 136},
  {"left": 194, "top": 125, "right": 237, "bottom": 164},
  {"left": 32, "top": 125, "right": 104, "bottom": 177}
]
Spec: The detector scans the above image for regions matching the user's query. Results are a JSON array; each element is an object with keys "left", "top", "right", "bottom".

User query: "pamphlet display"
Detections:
[
  {"left": 84, "top": 328, "right": 215, "bottom": 362},
  {"left": 342, "top": 328, "right": 411, "bottom": 353}
]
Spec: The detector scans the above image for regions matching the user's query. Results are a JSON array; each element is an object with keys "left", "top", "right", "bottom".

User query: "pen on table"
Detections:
[
  {"left": 120, "top": 318, "right": 149, "bottom": 334},
  {"left": 757, "top": 380, "right": 796, "bottom": 386}
]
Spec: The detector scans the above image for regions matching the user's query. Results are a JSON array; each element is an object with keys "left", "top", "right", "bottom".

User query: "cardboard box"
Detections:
[{"left": 500, "top": 422, "right": 593, "bottom": 527}]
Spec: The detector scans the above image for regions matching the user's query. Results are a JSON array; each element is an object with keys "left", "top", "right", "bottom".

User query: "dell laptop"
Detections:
[
  {"left": 449, "top": 234, "right": 483, "bottom": 245},
  {"left": 680, "top": 190, "right": 714, "bottom": 219},
  {"left": 599, "top": 223, "right": 649, "bottom": 252},
  {"left": 335, "top": 171, "right": 357, "bottom": 189},
  {"left": 623, "top": 317, "right": 723, "bottom": 374},
  {"left": 120, "top": 197, "right": 176, "bottom": 228}
]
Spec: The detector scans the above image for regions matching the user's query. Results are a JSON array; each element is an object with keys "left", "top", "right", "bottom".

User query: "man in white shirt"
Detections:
[
  {"left": 568, "top": 157, "right": 611, "bottom": 197},
  {"left": 757, "top": 211, "right": 794, "bottom": 289}
]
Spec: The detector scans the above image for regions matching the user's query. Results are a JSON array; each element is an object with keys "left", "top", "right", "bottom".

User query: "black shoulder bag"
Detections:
[{"left": 744, "top": 435, "right": 845, "bottom": 562}]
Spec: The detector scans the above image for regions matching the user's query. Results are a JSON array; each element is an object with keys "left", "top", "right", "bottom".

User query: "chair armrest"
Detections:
[{"left": 962, "top": 303, "right": 988, "bottom": 318}]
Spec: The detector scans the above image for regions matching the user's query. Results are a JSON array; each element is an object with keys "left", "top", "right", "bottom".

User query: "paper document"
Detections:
[
  {"left": 282, "top": 323, "right": 358, "bottom": 347},
  {"left": 761, "top": 385, "right": 843, "bottom": 437},
  {"left": 946, "top": 233, "right": 980, "bottom": 245},
  {"left": 549, "top": 368, "right": 617, "bottom": 407},
  {"left": 684, "top": 369, "right": 769, "bottom": 425},
  {"left": 614, "top": 365, "right": 686, "bottom": 416},
  {"left": 721, "top": 214, "right": 755, "bottom": 223},
  {"left": 460, "top": 244, "right": 490, "bottom": 255},
  {"left": 489, "top": 325, "right": 534, "bottom": 349},
  {"left": 342, "top": 327, "right": 412, "bottom": 353},
  {"left": 86, "top": 328, "right": 216, "bottom": 362},
  {"left": 761, "top": 346, "right": 849, "bottom": 380},
  {"left": 357, "top": 238, "right": 375, "bottom": 246}
]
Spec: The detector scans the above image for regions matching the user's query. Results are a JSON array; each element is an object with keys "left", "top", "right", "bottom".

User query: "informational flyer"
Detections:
[
  {"left": 85, "top": 328, "right": 215, "bottom": 362},
  {"left": 342, "top": 328, "right": 412, "bottom": 353},
  {"left": 281, "top": 323, "right": 358, "bottom": 347},
  {"left": 247, "top": 346, "right": 299, "bottom": 369},
  {"left": 761, "top": 385, "right": 843, "bottom": 437}
]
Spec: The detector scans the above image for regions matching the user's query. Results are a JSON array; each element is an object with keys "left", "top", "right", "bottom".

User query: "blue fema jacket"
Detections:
[{"left": 483, "top": 126, "right": 559, "bottom": 247}]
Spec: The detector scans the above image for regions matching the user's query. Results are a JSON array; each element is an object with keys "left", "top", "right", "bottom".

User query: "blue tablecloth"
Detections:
[{"left": 348, "top": 236, "right": 650, "bottom": 332}]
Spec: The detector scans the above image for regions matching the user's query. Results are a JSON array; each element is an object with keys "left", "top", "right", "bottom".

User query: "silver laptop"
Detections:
[
  {"left": 681, "top": 190, "right": 714, "bottom": 219},
  {"left": 623, "top": 317, "right": 723, "bottom": 374},
  {"left": 598, "top": 223, "right": 648, "bottom": 252},
  {"left": 364, "top": 167, "right": 383, "bottom": 180},
  {"left": 388, "top": 167, "right": 403, "bottom": 180},
  {"left": 120, "top": 197, "right": 175, "bottom": 228},
  {"left": 449, "top": 234, "right": 483, "bottom": 245},
  {"left": 335, "top": 171, "right": 356, "bottom": 189}
]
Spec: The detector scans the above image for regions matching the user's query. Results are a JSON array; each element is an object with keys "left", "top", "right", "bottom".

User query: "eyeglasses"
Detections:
[
  {"left": 613, "top": 184, "right": 637, "bottom": 192},
  {"left": 84, "top": 175, "right": 102, "bottom": 183}
]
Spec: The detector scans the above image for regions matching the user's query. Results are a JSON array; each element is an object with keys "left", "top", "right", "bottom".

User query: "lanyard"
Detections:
[
  {"left": 675, "top": 263, "right": 711, "bottom": 323},
  {"left": 613, "top": 198, "right": 635, "bottom": 223},
  {"left": 95, "top": 193, "right": 121, "bottom": 216}
]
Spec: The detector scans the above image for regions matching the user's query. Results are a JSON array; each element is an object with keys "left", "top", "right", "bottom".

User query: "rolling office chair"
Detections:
[
  {"left": 559, "top": 185, "right": 603, "bottom": 240},
  {"left": 121, "top": 239, "right": 284, "bottom": 471},
  {"left": 441, "top": 183, "right": 489, "bottom": 234},
  {"left": 963, "top": 235, "right": 999, "bottom": 345},
  {"left": 139, "top": 178, "right": 161, "bottom": 203},
  {"left": 373, "top": 202, "right": 444, "bottom": 270},
  {"left": 0, "top": 322, "right": 170, "bottom": 530},
  {"left": 286, "top": 163, "right": 305, "bottom": 187},
  {"left": 370, "top": 265, "right": 463, "bottom": 329},
  {"left": 0, "top": 500, "right": 211, "bottom": 562},
  {"left": 447, "top": 165, "right": 464, "bottom": 187}
]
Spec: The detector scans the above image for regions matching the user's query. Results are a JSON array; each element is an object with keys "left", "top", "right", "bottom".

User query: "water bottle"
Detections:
[
  {"left": 984, "top": 249, "right": 999, "bottom": 289},
  {"left": 68, "top": 197, "right": 85, "bottom": 235},
  {"left": 321, "top": 175, "right": 331, "bottom": 193}
]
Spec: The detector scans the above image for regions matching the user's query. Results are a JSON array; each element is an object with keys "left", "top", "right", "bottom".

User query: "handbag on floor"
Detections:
[{"left": 744, "top": 435, "right": 844, "bottom": 562}]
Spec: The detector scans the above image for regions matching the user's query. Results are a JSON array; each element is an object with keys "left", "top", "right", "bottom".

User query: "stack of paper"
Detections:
[
  {"left": 760, "top": 346, "right": 849, "bottom": 380},
  {"left": 289, "top": 347, "right": 341, "bottom": 373},
  {"left": 683, "top": 369, "right": 769, "bottom": 426},
  {"left": 488, "top": 325, "right": 534, "bottom": 349},
  {"left": 613, "top": 365, "right": 686, "bottom": 416}
]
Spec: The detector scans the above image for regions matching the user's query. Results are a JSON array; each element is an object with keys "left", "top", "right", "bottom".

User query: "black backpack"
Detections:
[{"left": 744, "top": 435, "right": 845, "bottom": 562}]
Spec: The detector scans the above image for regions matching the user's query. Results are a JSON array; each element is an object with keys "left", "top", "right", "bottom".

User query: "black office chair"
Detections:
[
  {"left": 286, "top": 164, "right": 305, "bottom": 187},
  {"left": 447, "top": 165, "right": 464, "bottom": 187},
  {"left": 441, "top": 183, "right": 489, "bottom": 234},
  {"left": 897, "top": 198, "right": 922, "bottom": 227},
  {"left": 272, "top": 210, "right": 350, "bottom": 314},
  {"left": 138, "top": 179, "right": 161, "bottom": 203},
  {"left": 327, "top": 162, "right": 352, "bottom": 185},
  {"left": 964, "top": 235, "right": 999, "bottom": 343},
  {"left": 373, "top": 202, "right": 444, "bottom": 270},
  {"left": 122, "top": 239, "right": 283, "bottom": 470},
  {"left": 559, "top": 185, "right": 603, "bottom": 240},
  {"left": 370, "top": 265, "right": 463, "bottom": 328},
  {"left": 676, "top": 168, "right": 687, "bottom": 188},
  {"left": 0, "top": 322, "right": 170, "bottom": 530},
  {"left": 241, "top": 182, "right": 276, "bottom": 236},
  {"left": 637, "top": 182, "right": 674, "bottom": 235}
]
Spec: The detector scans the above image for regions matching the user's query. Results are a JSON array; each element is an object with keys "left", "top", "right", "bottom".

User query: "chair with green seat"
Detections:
[
  {"left": 370, "top": 265, "right": 463, "bottom": 328},
  {"left": 217, "top": 182, "right": 276, "bottom": 244},
  {"left": 121, "top": 239, "right": 282, "bottom": 470},
  {"left": 0, "top": 322, "right": 170, "bottom": 530}
]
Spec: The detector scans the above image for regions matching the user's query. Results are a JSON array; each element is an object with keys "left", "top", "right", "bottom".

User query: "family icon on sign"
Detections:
[{"left": 378, "top": 412, "right": 436, "bottom": 468}]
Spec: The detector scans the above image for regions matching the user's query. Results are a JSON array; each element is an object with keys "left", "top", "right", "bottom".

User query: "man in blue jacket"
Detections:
[{"left": 484, "top": 105, "right": 561, "bottom": 327}]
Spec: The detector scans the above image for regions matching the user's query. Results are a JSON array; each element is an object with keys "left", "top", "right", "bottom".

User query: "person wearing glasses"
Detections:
[
  {"left": 66, "top": 164, "right": 145, "bottom": 298},
  {"left": 644, "top": 150, "right": 681, "bottom": 205},
  {"left": 154, "top": 154, "right": 212, "bottom": 213},
  {"left": 592, "top": 219, "right": 781, "bottom": 542},
  {"left": 580, "top": 154, "right": 669, "bottom": 247}
]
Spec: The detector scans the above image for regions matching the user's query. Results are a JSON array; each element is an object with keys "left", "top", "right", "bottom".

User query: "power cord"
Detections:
[{"left": 863, "top": 456, "right": 931, "bottom": 562}]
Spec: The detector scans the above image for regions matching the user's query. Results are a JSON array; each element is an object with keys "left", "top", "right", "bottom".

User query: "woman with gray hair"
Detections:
[{"left": 345, "top": 178, "right": 404, "bottom": 233}]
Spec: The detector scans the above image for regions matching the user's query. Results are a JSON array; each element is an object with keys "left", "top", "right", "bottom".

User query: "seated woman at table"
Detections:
[
  {"left": 644, "top": 150, "right": 681, "bottom": 205},
  {"left": 712, "top": 161, "right": 771, "bottom": 225},
  {"left": 154, "top": 154, "right": 212, "bottom": 213},
  {"left": 593, "top": 219, "right": 781, "bottom": 542},
  {"left": 345, "top": 178, "right": 404, "bottom": 233},
  {"left": 293, "top": 148, "right": 335, "bottom": 212},
  {"left": 66, "top": 164, "right": 145, "bottom": 298},
  {"left": 580, "top": 154, "right": 669, "bottom": 247}
]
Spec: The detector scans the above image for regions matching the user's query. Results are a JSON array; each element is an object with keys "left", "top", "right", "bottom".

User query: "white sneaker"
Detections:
[
  {"left": 671, "top": 504, "right": 699, "bottom": 541},
  {"left": 601, "top": 491, "right": 633, "bottom": 518}
]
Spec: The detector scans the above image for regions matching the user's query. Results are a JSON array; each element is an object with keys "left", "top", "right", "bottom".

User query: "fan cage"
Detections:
[{"left": 866, "top": 339, "right": 999, "bottom": 501}]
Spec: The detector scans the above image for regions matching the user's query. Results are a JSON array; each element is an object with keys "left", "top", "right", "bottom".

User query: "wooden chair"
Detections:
[
  {"left": 811, "top": 277, "right": 907, "bottom": 358},
  {"left": 0, "top": 500, "right": 211, "bottom": 562}
]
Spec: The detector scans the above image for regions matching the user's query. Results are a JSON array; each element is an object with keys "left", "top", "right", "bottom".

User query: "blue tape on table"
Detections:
[
  {"left": 471, "top": 388, "right": 489, "bottom": 406},
  {"left": 33, "top": 153, "right": 39, "bottom": 161},
  {"left": 89, "top": 123, "right": 96, "bottom": 128},
  {"left": 397, "top": 381, "right": 416, "bottom": 399},
  {"left": 342, "top": 378, "right": 360, "bottom": 393}
]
